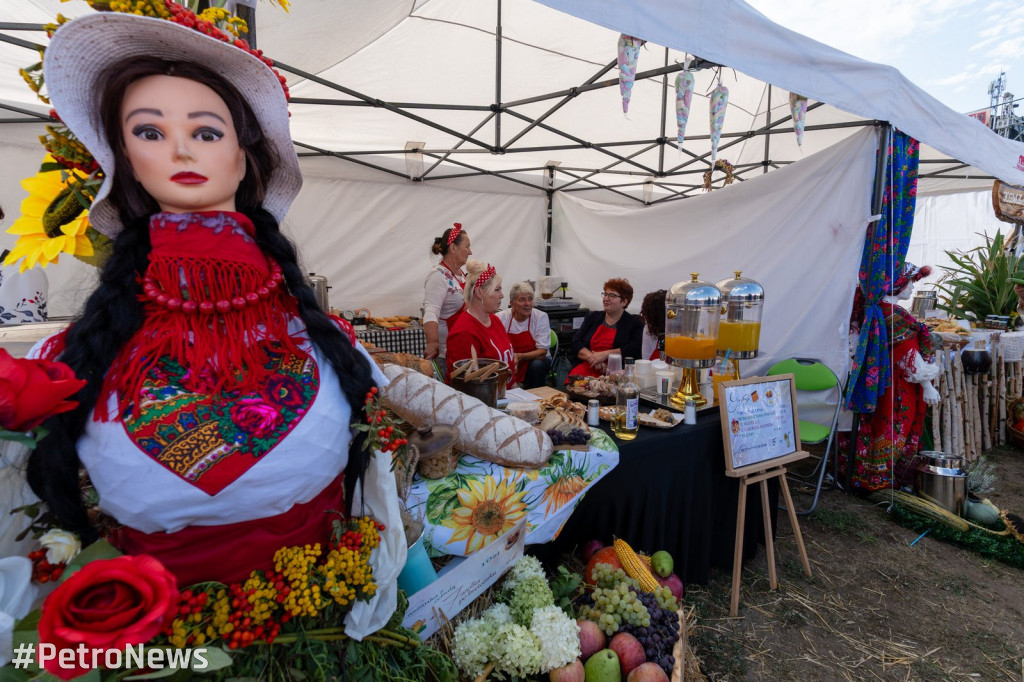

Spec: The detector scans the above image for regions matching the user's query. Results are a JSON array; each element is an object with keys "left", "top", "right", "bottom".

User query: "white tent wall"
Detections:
[
  {"left": 907, "top": 191, "right": 1012, "bottom": 295},
  {"left": 282, "top": 170, "right": 547, "bottom": 317},
  {"left": 552, "top": 127, "right": 878, "bottom": 384}
]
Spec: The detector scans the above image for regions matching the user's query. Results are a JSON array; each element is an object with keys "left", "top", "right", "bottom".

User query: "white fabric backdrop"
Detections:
[
  {"left": 551, "top": 126, "right": 879, "bottom": 382},
  {"left": 281, "top": 172, "right": 547, "bottom": 317}
]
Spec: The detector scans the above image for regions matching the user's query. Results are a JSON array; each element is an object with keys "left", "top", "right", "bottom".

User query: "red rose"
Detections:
[
  {"left": 38, "top": 554, "right": 178, "bottom": 680},
  {"left": 230, "top": 397, "right": 283, "bottom": 438},
  {"left": 0, "top": 349, "right": 86, "bottom": 432}
]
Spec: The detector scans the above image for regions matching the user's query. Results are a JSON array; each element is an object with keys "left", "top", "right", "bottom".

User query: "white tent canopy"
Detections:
[{"left": 0, "top": 0, "right": 1020, "bottom": 379}]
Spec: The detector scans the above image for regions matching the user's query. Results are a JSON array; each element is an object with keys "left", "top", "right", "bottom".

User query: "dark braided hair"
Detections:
[{"left": 27, "top": 57, "right": 376, "bottom": 539}]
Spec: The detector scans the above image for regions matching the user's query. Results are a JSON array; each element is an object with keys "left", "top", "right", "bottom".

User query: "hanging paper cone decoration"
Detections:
[
  {"left": 789, "top": 92, "right": 808, "bottom": 147},
  {"left": 709, "top": 83, "right": 729, "bottom": 162},
  {"left": 617, "top": 34, "right": 645, "bottom": 115},
  {"left": 675, "top": 72, "right": 695, "bottom": 150}
]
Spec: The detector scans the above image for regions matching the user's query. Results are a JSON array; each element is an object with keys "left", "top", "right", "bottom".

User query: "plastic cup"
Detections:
[{"left": 606, "top": 353, "right": 623, "bottom": 376}]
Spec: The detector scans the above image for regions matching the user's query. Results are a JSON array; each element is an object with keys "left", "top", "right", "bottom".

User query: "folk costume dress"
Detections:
[
  {"left": 422, "top": 262, "right": 466, "bottom": 359},
  {"left": 35, "top": 212, "right": 391, "bottom": 588},
  {"left": 845, "top": 302, "right": 935, "bottom": 491},
  {"left": 445, "top": 312, "right": 516, "bottom": 388}
]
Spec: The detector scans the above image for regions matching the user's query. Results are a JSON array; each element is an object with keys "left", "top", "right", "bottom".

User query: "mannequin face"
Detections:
[
  {"left": 121, "top": 75, "right": 246, "bottom": 215},
  {"left": 897, "top": 281, "right": 915, "bottom": 301}
]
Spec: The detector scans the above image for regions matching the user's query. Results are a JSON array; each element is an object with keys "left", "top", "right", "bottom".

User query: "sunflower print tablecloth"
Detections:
[{"left": 407, "top": 430, "right": 619, "bottom": 557}]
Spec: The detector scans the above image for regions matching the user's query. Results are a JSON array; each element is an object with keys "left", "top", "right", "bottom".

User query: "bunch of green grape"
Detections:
[
  {"left": 580, "top": 583, "right": 652, "bottom": 636},
  {"left": 591, "top": 562, "right": 640, "bottom": 591},
  {"left": 653, "top": 585, "right": 679, "bottom": 612}
]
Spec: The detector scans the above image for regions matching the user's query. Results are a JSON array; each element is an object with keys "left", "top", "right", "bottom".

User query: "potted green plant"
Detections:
[{"left": 934, "top": 230, "right": 1024, "bottom": 325}]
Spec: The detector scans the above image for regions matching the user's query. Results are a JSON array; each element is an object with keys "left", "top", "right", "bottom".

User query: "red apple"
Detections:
[
  {"left": 655, "top": 573, "right": 684, "bottom": 601},
  {"left": 609, "top": 632, "right": 646, "bottom": 676},
  {"left": 577, "top": 618, "right": 606, "bottom": 661},
  {"left": 582, "top": 539, "right": 605, "bottom": 563},
  {"left": 627, "top": 662, "right": 670, "bottom": 682},
  {"left": 549, "top": 658, "right": 585, "bottom": 682}
]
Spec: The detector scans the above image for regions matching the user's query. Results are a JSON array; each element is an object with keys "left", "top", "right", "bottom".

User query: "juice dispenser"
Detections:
[
  {"left": 665, "top": 273, "right": 722, "bottom": 408},
  {"left": 716, "top": 271, "right": 764, "bottom": 359},
  {"left": 713, "top": 271, "right": 765, "bottom": 404}
]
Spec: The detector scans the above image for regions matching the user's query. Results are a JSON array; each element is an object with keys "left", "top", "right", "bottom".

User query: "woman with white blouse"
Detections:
[{"left": 422, "top": 223, "right": 472, "bottom": 360}]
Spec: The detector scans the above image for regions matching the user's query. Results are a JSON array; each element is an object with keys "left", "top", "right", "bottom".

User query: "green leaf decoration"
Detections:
[{"left": 62, "top": 538, "right": 122, "bottom": 581}]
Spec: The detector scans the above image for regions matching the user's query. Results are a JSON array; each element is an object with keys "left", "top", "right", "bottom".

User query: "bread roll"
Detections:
[{"left": 380, "top": 364, "right": 553, "bottom": 469}]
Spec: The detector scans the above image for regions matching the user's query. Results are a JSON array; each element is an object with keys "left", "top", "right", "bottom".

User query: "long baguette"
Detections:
[{"left": 380, "top": 364, "right": 553, "bottom": 468}]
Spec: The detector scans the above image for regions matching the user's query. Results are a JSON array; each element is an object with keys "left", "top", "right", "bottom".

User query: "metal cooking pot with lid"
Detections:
[{"left": 914, "top": 450, "right": 966, "bottom": 517}]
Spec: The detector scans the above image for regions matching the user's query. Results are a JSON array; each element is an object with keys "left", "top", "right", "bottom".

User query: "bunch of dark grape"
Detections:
[
  {"left": 620, "top": 590, "right": 680, "bottom": 675},
  {"left": 546, "top": 428, "right": 591, "bottom": 446}
]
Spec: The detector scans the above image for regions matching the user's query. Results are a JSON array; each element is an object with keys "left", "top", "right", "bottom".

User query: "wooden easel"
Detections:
[
  {"left": 726, "top": 453, "right": 812, "bottom": 617},
  {"left": 718, "top": 374, "right": 813, "bottom": 617}
]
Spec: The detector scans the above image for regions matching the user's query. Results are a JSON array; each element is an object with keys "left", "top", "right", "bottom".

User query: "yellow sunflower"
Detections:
[
  {"left": 446, "top": 477, "right": 529, "bottom": 554},
  {"left": 4, "top": 160, "right": 92, "bottom": 272},
  {"left": 540, "top": 475, "right": 589, "bottom": 515}
]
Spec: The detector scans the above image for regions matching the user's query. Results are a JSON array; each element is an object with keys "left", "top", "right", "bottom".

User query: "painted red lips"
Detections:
[{"left": 171, "top": 171, "right": 208, "bottom": 184}]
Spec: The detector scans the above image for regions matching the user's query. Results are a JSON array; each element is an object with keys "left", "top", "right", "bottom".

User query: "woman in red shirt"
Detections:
[{"left": 445, "top": 260, "right": 516, "bottom": 388}]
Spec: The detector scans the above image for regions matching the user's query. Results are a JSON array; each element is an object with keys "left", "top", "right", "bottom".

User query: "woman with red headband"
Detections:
[
  {"left": 423, "top": 223, "right": 472, "bottom": 361},
  {"left": 445, "top": 260, "right": 516, "bottom": 388}
]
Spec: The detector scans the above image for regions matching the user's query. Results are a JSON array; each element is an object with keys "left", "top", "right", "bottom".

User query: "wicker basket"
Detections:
[{"left": 1008, "top": 397, "right": 1024, "bottom": 451}]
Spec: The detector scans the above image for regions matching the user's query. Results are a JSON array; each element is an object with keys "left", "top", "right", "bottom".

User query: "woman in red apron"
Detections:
[
  {"left": 568, "top": 278, "right": 644, "bottom": 379},
  {"left": 445, "top": 261, "right": 516, "bottom": 388},
  {"left": 496, "top": 282, "right": 551, "bottom": 388},
  {"left": 423, "top": 223, "right": 471, "bottom": 360}
]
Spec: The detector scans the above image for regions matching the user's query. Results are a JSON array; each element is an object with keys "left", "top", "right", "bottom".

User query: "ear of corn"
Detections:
[
  {"left": 640, "top": 553, "right": 653, "bottom": 570},
  {"left": 613, "top": 537, "right": 661, "bottom": 593}
]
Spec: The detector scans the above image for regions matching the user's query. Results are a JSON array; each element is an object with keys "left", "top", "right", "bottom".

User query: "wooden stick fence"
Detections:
[{"left": 930, "top": 332, "right": 1024, "bottom": 461}]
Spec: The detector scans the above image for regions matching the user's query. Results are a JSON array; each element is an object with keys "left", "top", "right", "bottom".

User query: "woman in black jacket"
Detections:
[{"left": 568, "top": 277, "right": 644, "bottom": 378}]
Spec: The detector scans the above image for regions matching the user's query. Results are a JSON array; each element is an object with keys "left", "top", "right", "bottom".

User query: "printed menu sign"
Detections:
[{"left": 718, "top": 375, "right": 799, "bottom": 473}]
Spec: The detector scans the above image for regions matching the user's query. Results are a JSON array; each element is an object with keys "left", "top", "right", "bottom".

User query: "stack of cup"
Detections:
[{"left": 633, "top": 359, "right": 654, "bottom": 389}]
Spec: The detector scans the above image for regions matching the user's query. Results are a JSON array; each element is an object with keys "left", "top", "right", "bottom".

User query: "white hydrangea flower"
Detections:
[
  {"left": 493, "top": 622, "right": 543, "bottom": 678},
  {"left": 530, "top": 605, "right": 581, "bottom": 672},
  {"left": 481, "top": 602, "right": 513, "bottom": 626},
  {"left": 502, "top": 554, "right": 545, "bottom": 592},
  {"left": 452, "top": 618, "right": 496, "bottom": 678}
]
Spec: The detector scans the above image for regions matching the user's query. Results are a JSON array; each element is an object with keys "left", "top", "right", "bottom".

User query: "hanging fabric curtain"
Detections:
[{"left": 844, "top": 129, "right": 921, "bottom": 412}]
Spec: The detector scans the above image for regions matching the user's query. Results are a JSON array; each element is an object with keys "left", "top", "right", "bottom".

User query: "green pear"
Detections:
[
  {"left": 584, "top": 649, "right": 621, "bottom": 682},
  {"left": 651, "top": 550, "right": 674, "bottom": 578}
]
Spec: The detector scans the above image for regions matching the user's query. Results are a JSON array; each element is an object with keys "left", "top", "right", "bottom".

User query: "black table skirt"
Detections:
[{"left": 545, "top": 409, "right": 778, "bottom": 585}]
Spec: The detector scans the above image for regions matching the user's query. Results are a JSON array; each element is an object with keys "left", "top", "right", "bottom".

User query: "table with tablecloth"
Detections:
[
  {"left": 356, "top": 326, "right": 427, "bottom": 356},
  {"left": 543, "top": 408, "right": 778, "bottom": 586},
  {"left": 404, "top": 430, "right": 620, "bottom": 557}
]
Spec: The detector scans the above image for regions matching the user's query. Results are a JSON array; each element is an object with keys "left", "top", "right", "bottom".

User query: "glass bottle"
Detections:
[{"left": 613, "top": 358, "right": 640, "bottom": 440}]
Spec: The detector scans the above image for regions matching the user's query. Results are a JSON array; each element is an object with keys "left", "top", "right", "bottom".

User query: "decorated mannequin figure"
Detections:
[
  {"left": 18, "top": 12, "right": 402, "bottom": 636},
  {"left": 846, "top": 263, "right": 940, "bottom": 491}
]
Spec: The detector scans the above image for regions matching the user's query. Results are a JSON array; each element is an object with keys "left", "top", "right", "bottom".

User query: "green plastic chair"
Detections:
[{"left": 766, "top": 358, "right": 842, "bottom": 515}]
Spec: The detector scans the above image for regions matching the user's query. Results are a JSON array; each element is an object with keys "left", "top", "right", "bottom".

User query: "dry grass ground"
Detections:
[{"left": 685, "top": 445, "right": 1024, "bottom": 681}]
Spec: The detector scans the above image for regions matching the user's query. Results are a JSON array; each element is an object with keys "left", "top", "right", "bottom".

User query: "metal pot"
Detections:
[
  {"left": 307, "top": 272, "right": 330, "bottom": 311},
  {"left": 914, "top": 452, "right": 966, "bottom": 517},
  {"left": 909, "top": 290, "right": 937, "bottom": 319},
  {"left": 449, "top": 358, "right": 509, "bottom": 407}
]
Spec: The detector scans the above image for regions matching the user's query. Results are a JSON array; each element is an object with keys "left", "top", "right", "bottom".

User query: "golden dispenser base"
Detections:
[{"left": 670, "top": 367, "right": 706, "bottom": 408}]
